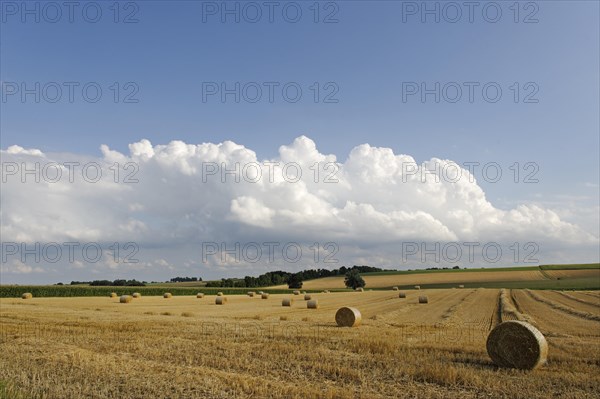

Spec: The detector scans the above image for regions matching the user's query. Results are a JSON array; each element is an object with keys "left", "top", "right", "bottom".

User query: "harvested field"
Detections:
[
  {"left": 1, "top": 290, "right": 599, "bottom": 398},
  {"left": 543, "top": 269, "right": 600, "bottom": 280},
  {"left": 271, "top": 270, "right": 548, "bottom": 290},
  {"left": 547, "top": 291, "right": 600, "bottom": 316},
  {"left": 511, "top": 290, "right": 600, "bottom": 336},
  {"left": 569, "top": 291, "right": 600, "bottom": 305}
]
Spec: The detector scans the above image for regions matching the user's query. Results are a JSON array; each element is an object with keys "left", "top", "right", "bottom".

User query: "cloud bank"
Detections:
[{"left": 1, "top": 136, "right": 597, "bottom": 282}]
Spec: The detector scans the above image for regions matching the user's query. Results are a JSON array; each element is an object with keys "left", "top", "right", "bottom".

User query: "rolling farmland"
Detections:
[
  {"left": 269, "top": 264, "right": 600, "bottom": 291},
  {"left": 1, "top": 288, "right": 599, "bottom": 398},
  {"left": 275, "top": 270, "right": 546, "bottom": 290}
]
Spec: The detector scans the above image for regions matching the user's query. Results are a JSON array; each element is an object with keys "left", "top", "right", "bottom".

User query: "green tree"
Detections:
[
  {"left": 344, "top": 269, "right": 366, "bottom": 290},
  {"left": 287, "top": 273, "right": 303, "bottom": 289}
]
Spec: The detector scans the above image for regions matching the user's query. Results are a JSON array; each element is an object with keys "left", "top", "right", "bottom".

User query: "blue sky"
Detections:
[
  {"left": 2, "top": 1, "right": 598, "bottom": 202},
  {"left": 1, "top": 1, "right": 599, "bottom": 283}
]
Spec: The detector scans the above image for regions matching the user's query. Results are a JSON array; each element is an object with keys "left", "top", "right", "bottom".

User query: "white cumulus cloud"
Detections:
[{"left": 1, "top": 136, "right": 598, "bottom": 282}]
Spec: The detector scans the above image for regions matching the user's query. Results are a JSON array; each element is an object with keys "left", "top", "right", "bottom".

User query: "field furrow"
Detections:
[
  {"left": 499, "top": 289, "right": 532, "bottom": 323},
  {"left": 579, "top": 291, "right": 600, "bottom": 301},
  {"left": 548, "top": 291, "right": 600, "bottom": 314},
  {"left": 373, "top": 289, "right": 472, "bottom": 326},
  {"left": 525, "top": 290, "right": 600, "bottom": 322},
  {"left": 510, "top": 290, "right": 600, "bottom": 364},
  {"left": 512, "top": 290, "right": 600, "bottom": 337},
  {"left": 443, "top": 289, "right": 498, "bottom": 330}
]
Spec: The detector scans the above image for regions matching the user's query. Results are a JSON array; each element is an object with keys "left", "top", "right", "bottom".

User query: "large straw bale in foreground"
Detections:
[
  {"left": 487, "top": 321, "right": 548, "bottom": 370},
  {"left": 486, "top": 320, "right": 548, "bottom": 370},
  {"left": 335, "top": 307, "right": 362, "bottom": 327},
  {"left": 119, "top": 295, "right": 132, "bottom": 303},
  {"left": 307, "top": 300, "right": 319, "bottom": 309}
]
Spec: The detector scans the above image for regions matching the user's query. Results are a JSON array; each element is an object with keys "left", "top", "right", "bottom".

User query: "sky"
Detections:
[{"left": 1, "top": 0, "right": 599, "bottom": 284}]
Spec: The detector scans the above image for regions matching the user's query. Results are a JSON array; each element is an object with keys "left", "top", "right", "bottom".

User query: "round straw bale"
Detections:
[
  {"left": 418, "top": 296, "right": 428, "bottom": 303},
  {"left": 196, "top": 293, "right": 204, "bottom": 298},
  {"left": 132, "top": 292, "right": 141, "bottom": 298},
  {"left": 261, "top": 293, "right": 270, "bottom": 299},
  {"left": 304, "top": 294, "right": 312, "bottom": 300},
  {"left": 258, "top": 291, "right": 264, "bottom": 295},
  {"left": 399, "top": 292, "right": 406, "bottom": 298},
  {"left": 324, "top": 290, "right": 330, "bottom": 293},
  {"left": 414, "top": 285, "right": 421, "bottom": 290},
  {"left": 110, "top": 292, "right": 117, "bottom": 298},
  {"left": 458, "top": 284, "right": 465, "bottom": 288},
  {"left": 217, "top": 292, "right": 224, "bottom": 296},
  {"left": 307, "top": 299, "right": 319, "bottom": 309},
  {"left": 247, "top": 291, "right": 255, "bottom": 297},
  {"left": 215, "top": 296, "right": 227, "bottom": 305},
  {"left": 355, "top": 287, "right": 364, "bottom": 292},
  {"left": 21, "top": 293, "right": 32, "bottom": 299},
  {"left": 282, "top": 298, "right": 293, "bottom": 306},
  {"left": 392, "top": 287, "right": 399, "bottom": 291},
  {"left": 335, "top": 307, "right": 362, "bottom": 327},
  {"left": 119, "top": 295, "right": 132, "bottom": 303},
  {"left": 163, "top": 293, "right": 172, "bottom": 298},
  {"left": 486, "top": 321, "right": 548, "bottom": 370},
  {"left": 293, "top": 290, "right": 300, "bottom": 295}
]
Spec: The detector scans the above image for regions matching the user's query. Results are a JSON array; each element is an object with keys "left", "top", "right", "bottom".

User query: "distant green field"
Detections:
[
  {"left": 0, "top": 286, "right": 319, "bottom": 299},
  {"left": 147, "top": 281, "right": 208, "bottom": 288},
  {"left": 362, "top": 266, "right": 542, "bottom": 276},
  {"left": 362, "top": 263, "right": 599, "bottom": 277},
  {"left": 539, "top": 263, "right": 600, "bottom": 270}
]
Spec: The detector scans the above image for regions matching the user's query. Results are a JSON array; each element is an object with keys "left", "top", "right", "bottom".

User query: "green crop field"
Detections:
[
  {"left": 364, "top": 263, "right": 598, "bottom": 276},
  {"left": 539, "top": 263, "right": 600, "bottom": 270},
  {"left": 0, "top": 286, "right": 311, "bottom": 299}
]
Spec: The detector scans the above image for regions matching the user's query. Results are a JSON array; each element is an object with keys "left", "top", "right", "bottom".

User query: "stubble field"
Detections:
[
  {"left": 1, "top": 289, "right": 599, "bottom": 398},
  {"left": 269, "top": 267, "right": 600, "bottom": 291}
]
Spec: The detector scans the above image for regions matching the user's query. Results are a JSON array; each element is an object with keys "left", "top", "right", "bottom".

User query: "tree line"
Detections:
[
  {"left": 64, "top": 265, "right": 384, "bottom": 289},
  {"left": 205, "top": 265, "right": 384, "bottom": 288}
]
